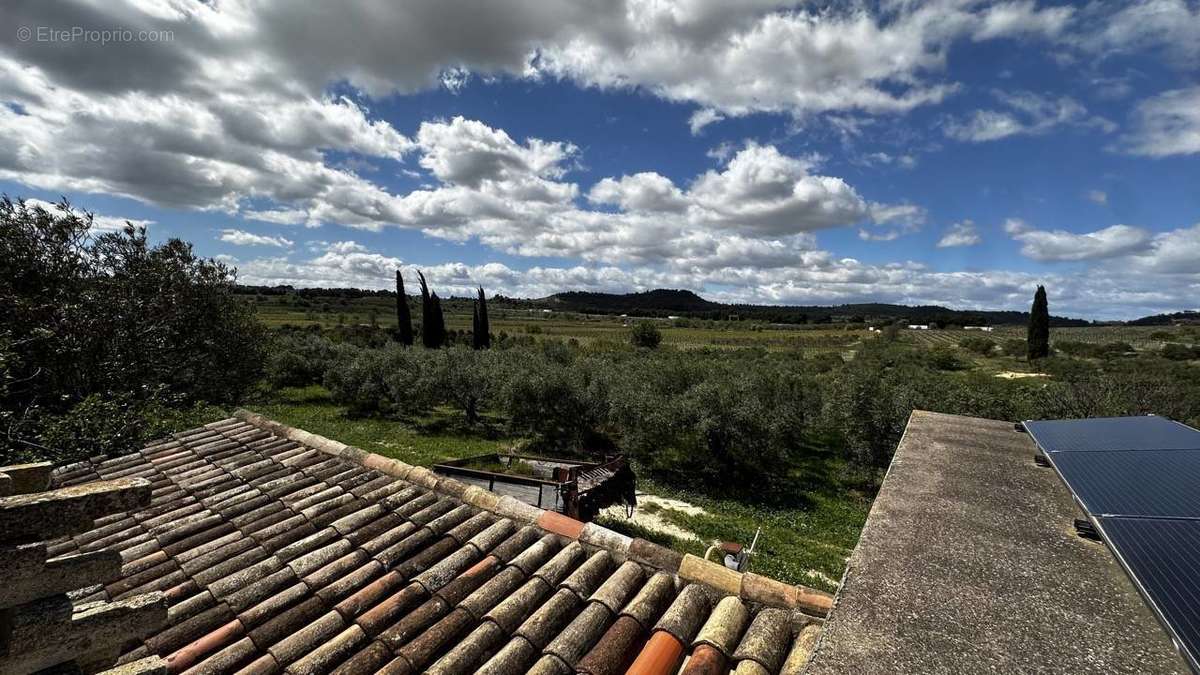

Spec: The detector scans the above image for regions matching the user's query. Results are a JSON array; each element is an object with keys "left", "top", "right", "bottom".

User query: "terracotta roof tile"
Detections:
[
  {"left": 625, "top": 628, "right": 687, "bottom": 675},
  {"left": 731, "top": 607, "right": 792, "bottom": 672},
  {"left": 576, "top": 614, "right": 647, "bottom": 675},
  {"left": 680, "top": 642, "right": 727, "bottom": 675},
  {"left": 48, "top": 412, "right": 823, "bottom": 674}
]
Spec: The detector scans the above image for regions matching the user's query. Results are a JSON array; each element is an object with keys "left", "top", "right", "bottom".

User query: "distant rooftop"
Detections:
[{"left": 807, "top": 410, "right": 1189, "bottom": 674}]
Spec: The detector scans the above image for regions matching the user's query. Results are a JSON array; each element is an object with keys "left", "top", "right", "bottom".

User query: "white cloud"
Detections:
[
  {"left": 973, "top": 1, "right": 1074, "bottom": 41},
  {"left": 1120, "top": 86, "right": 1200, "bottom": 157},
  {"left": 688, "top": 109, "right": 725, "bottom": 135},
  {"left": 687, "top": 144, "right": 871, "bottom": 236},
  {"left": 231, "top": 240, "right": 1200, "bottom": 320},
  {"left": 858, "top": 203, "right": 927, "bottom": 242},
  {"left": 244, "top": 208, "right": 323, "bottom": 227},
  {"left": 937, "top": 221, "right": 982, "bottom": 247},
  {"left": 706, "top": 142, "right": 736, "bottom": 162},
  {"left": 415, "top": 116, "right": 577, "bottom": 188},
  {"left": 1127, "top": 223, "right": 1200, "bottom": 274},
  {"left": 1075, "top": 0, "right": 1200, "bottom": 65},
  {"left": 588, "top": 173, "right": 688, "bottom": 213},
  {"left": 1006, "top": 221, "right": 1153, "bottom": 261},
  {"left": 858, "top": 152, "right": 918, "bottom": 169},
  {"left": 1086, "top": 190, "right": 1108, "bottom": 205},
  {"left": 944, "top": 90, "right": 1111, "bottom": 142},
  {"left": 945, "top": 110, "right": 1026, "bottom": 142},
  {"left": 219, "top": 229, "right": 294, "bottom": 248},
  {"left": 22, "top": 198, "right": 153, "bottom": 232}
]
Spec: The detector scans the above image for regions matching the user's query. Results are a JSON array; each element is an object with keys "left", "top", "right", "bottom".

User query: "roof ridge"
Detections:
[{"left": 232, "top": 408, "right": 833, "bottom": 617}]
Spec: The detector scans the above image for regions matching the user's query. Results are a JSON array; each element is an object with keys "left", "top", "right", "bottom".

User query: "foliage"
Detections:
[
  {"left": 472, "top": 286, "right": 491, "bottom": 350},
  {"left": 926, "top": 345, "right": 967, "bottom": 370},
  {"left": 249, "top": 384, "right": 510, "bottom": 467},
  {"left": 264, "top": 332, "right": 342, "bottom": 388},
  {"left": 417, "top": 270, "right": 446, "bottom": 348},
  {"left": 629, "top": 321, "right": 663, "bottom": 349},
  {"left": 959, "top": 336, "right": 996, "bottom": 356},
  {"left": 395, "top": 270, "right": 414, "bottom": 346},
  {"left": 498, "top": 354, "right": 610, "bottom": 452},
  {"left": 257, "top": 318, "right": 1200, "bottom": 587},
  {"left": 1001, "top": 338, "right": 1027, "bottom": 358},
  {"left": 1055, "top": 340, "right": 1134, "bottom": 359},
  {"left": 0, "top": 198, "right": 264, "bottom": 463},
  {"left": 1027, "top": 285, "right": 1050, "bottom": 360},
  {"left": 323, "top": 344, "right": 433, "bottom": 417},
  {"left": 35, "top": 394, "right": 226, "bottom": 465},
  {"left": 427, "top": 347, "right": 496, "bottom": 424},
  {"left": 1161, "top": 343, "right": 1200, "bottom": 361}
]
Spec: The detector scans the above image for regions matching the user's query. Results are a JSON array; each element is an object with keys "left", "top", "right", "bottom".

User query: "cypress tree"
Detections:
[
  {"left": 429, "top": 292, "right": 446, "bottom": 347},
  {"left": 1027, "top": 284, "right": 1050, "bottom": 360},
  {"left": 417, "top": 270, "right": 445, "bottom": 348},
  {"left": 394, "top": 270, "right": 413, "bottom": 346},
  {"left": 472, "top": 286, "right": 491, "bottom": 349}
]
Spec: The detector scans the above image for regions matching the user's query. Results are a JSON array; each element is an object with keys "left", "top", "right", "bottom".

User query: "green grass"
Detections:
[
  {"left": 631, "top": 474, "right": 868, "bottom": 593},
  {"left": 246, "top": 385, "right": 513, "bottom": 466}
]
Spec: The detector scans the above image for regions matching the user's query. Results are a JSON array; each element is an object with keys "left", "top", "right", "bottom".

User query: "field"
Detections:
[
  {"left": 906, "top": 324, "right": 1192, "bottom": 351},
  {"left": 244, "top": 292, "right": 1199, "bottom": 592},
  {"left": 250, "top": 293, "right": 868, "bottom": 352}
]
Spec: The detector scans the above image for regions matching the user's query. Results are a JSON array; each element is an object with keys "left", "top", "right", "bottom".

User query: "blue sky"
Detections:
[{"left": 1, "top": 1, "right": 1198, "bottom": 319}]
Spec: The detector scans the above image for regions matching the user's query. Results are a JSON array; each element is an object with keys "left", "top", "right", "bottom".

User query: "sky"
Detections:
[{"left": 0, "top": 1, "right": 1198, "bottom": 320}]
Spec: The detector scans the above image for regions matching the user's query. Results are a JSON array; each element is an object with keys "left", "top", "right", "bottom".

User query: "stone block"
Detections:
[{"left": 0, "top": 478, "right": 152, "bottom": 543}]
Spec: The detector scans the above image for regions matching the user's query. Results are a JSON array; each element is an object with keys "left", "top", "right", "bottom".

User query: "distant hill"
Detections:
[
  {"left": 234, "top": 284, "right": 1091, "bottom": 326},
  {"left": 546, "top": 289, "right": 721, "bottom": 313},
  {"left": 1128, "top": 310, "right": 1200, "bottom": 326},
  {"left": 538, "top": 289, "right": 1090, "bottom": 327}
]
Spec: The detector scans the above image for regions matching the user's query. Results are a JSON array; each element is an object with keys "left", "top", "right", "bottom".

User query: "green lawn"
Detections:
[
  {"left": 599, "top": 469, "right": 868, "bottom": 593},
  {"left": 246, "top": 385, "right": 513, "bottom": 466}
]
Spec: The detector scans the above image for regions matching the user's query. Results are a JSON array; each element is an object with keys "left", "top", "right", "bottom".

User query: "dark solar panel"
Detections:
[
  {"left": 1024, "top": 415, "right": 1200, "bottom": 453},
  {"left": 1028, "top": 416, "right": 1200, "bottom": 671},
  {"left": 1096, "top": 517, "right": 1200, "bottom": 673},
  {"left": 1048, "top": 450, "right": 1200, "bottom": 519}
]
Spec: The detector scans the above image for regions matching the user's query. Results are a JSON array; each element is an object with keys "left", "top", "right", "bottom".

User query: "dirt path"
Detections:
[
  {"left": 995, "top": 371, "right": 1050, "bottom": 379},
  {"left": 600, "top": 492, "right": 706, "bottom": 542}
]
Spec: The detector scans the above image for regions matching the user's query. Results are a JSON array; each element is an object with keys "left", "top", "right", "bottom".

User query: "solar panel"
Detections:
[
  {"left": 1023, "top": 415, "right": 1200, "bottom": 672},
  {"left": 1024, "top": 415, "right": 1200, "bottom": 453},
  {"left": 1096, "top": 516, "right": 1200, "bottom": 673},
  {"left": 1048, "top": 450, "right": 1200, "bottom": 519}
]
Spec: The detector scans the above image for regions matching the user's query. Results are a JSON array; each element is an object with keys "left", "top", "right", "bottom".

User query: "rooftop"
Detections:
[
  {"left": 40, "top": 410, "right": 831, "bottom": 674},
  {"left": 806, "top": 410, "right": 1190, "bottom": 674}
]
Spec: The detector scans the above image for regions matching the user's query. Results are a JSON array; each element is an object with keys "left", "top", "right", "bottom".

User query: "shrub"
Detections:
[
  {"left": 959, "top": 336, "right": 996, "bottom": 356},
  {"left": 927, "top": 345, "right": 967, "bottom": 370},
  {"left": 34, "top": 393, "right": 226, "bottom": 465},
  {"left": 1, "top": 198, "right": 265, "bottom": 463},
  {"left": 324, "top": 345, "right": 433, "bottom": 417},
  {"left": 426, "top": 347, "right": 497, "bottom": 424},
  {"left": 499, "top": 357, "right": 610, "bottom": 452},
  {"left": 264, "top": 334, "right": 339, "bottom": 388},
  {"left": 630, "top": 322, "right": 663, "bottom": 349},
  {"left": 1162, "top": 343, "right": 1200, "bottom": 361},
  {"left": 1001, "top": 339, "right": 1027, "bottom": 358},
  {"left": 1056, "top": 341, "right": 1134, "bottom": 359}
]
